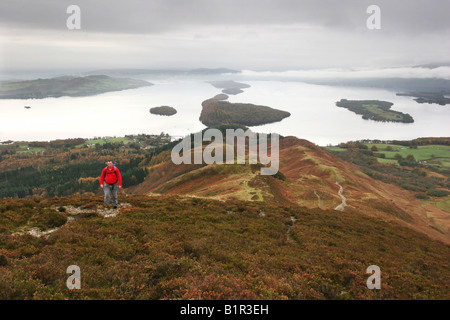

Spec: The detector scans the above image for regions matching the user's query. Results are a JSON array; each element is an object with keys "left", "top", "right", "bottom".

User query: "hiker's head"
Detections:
[{"left": 106, "top": 161, "right": 113, "bottom": 168}]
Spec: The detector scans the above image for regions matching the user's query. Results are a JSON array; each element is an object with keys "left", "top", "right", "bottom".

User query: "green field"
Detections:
[
  {"left": 324, "top": 146, "right": 347, "bottom": 152},
  {"left": 325, "top": 144, "right": 450, "bottom": 168},
  {"left": 364, "top": 104, "right": 404, "bottom": 121},
  {"left": 367, "top": 144, "right": 450, "bottom": 167},
  {"left": 376, "top": 158, "right": 399, "bottom": 165},
  {"left": 0, "top": 144, "right": 46, "bottom": 154},
  {"left": 16, "top": 145, "right": 45, "bottom": 154},
  {"left": 428, "top": 196, "right": 450, "bottom": 212},
  {"left": 76, "top": 137, "right": 131, "bottom": 147}
]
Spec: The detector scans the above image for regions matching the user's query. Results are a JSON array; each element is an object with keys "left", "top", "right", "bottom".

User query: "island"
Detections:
[
  {"left": 199, "top": 98, "right": 290, "bottom": 127},
  {"left": 396, "top": 92, "right": 450, "bottom": 106},
  {"left": 0, "top": 75, "right": 152, "bottom": 99},
  {"left": 212, "top": 93, "right": 229, "bottom": 101},
  {"left": 222, "top": 88, "right": 244, "bottom": 95},
  {"left": 336, "top": 99, "right": 414, "bottom": 123},
  {"left": 149, "top": 106, "right": 177, "bottom": 116},
  {"left": 208, "top": 80, "right": 250, "bottom": 95}
]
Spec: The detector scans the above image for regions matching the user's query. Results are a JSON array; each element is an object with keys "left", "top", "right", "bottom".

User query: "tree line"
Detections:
[{"left": 0, "top": 158, "right": 147, "bottom": 198}]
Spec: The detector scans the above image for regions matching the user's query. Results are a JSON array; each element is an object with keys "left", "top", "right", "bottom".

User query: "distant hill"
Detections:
[
  {"left": 0, "top": 75, "right": 152, "bottom": 99},
  {"left": 412, "top": 62, "right": 450, "bottom": 69},
  {"left": 304, "top": 77, "right": 450, "bottom": 93},
  {"left": 396, "top": 92, "right": 450, "bottom": 106},
  {"left": 85, "top": 68, "right": 239, "bottom": 77},
  {"left": 199, "top": 98, "right": 291, "bottom": 127}
]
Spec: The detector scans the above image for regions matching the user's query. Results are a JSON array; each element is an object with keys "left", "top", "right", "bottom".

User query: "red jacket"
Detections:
[{"left": 100, "top": 166, "right": 122, "bottom": 187}]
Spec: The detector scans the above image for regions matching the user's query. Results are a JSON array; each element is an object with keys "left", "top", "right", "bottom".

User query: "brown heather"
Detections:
[{"left": 0, "top": 195, "right": 449, "bottom": 300}]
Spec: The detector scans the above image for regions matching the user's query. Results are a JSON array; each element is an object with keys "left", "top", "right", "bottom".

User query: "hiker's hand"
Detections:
[
  {"left": 119, "top": 186, "right": 122, "bottom": 189},
  {"left": 100, "top": 184, "right": 103, "bottom": 188}
]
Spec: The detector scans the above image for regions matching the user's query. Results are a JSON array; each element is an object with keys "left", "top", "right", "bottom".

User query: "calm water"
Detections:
[{"left": 0, "top": 77, "right": 449, "bottom": 146}]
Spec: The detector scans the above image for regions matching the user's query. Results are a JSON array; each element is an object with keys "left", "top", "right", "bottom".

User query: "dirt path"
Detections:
[
  {"left": 314, "top": 190, "right": 324, "bottom": 209},
  {"left": 334, "top": 182, "right": 347, "bottom": 211}
]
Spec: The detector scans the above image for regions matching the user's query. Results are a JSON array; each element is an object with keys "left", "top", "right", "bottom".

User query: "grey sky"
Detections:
[{"left": 1, "top": 0, "right": 449, "bottom": 71}]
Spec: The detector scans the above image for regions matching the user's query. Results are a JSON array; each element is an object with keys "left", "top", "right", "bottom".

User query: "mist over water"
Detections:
[
  {"left": 229, "top": 81, "right": 450, "bottom": 145},
  {"left": 0, "top": 76, "right": 449, "bottom": 146}
]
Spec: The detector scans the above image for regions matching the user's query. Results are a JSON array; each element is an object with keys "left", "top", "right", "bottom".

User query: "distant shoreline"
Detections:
[
  {"left": 396, "top": 92, "right": 450, "bottom": 106},
  {"left": 0, "top": 75, "right": 152, "bottom": 99}
]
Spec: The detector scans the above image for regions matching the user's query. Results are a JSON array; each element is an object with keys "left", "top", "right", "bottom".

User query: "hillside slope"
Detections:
[
  {"left": 128, "top": 136, "right": 450, "bottom": 244},
  {"left": 0, "top": 195, "right": 449, "bottom": 299}
]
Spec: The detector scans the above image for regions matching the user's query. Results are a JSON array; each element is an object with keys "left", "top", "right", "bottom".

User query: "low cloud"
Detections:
[
  {"left": 239, "top": 67, "right": 450, "bottom": 80},
  {"left": 0, "top": 1, "right": 449, "bottom": 71},
  {"left": 0, "top": 0, "right": 449, "bottom": 35}
]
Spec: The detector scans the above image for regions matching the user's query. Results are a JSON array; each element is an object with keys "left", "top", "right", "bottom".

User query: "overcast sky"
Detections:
[{"left": 0, "top": 0, "right": 449, "bottom": 72}]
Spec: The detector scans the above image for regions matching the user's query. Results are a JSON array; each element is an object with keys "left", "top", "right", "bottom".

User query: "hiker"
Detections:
[{"left": 100, "top": 161, "right": 122, "bottom": 209}]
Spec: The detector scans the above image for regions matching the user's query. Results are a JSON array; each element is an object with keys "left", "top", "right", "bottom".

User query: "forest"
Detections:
[
  {"left": 0, "top": 135, "right": 173, "bottom": 198},
  {"left": 0, "top": 159, "right": 147, "bottom": 198},
  {"left": 199, "top": 99, "right": 291, "bottom": 127}
]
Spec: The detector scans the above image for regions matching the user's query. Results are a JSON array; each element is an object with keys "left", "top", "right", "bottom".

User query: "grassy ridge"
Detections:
[{"left": 0, "top": 195, "right": 449, "bottom": 299}]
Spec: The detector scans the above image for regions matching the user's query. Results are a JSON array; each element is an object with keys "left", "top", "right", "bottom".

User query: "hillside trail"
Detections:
[
  {"left": 334, "top": 182, "right": 347, "bottom": 211},
  {"left": 286, "top": 216, "right": 297, "bottom": 241},
  {"left": 314, "top": 190, "right": 324, "bottom": 209}
]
